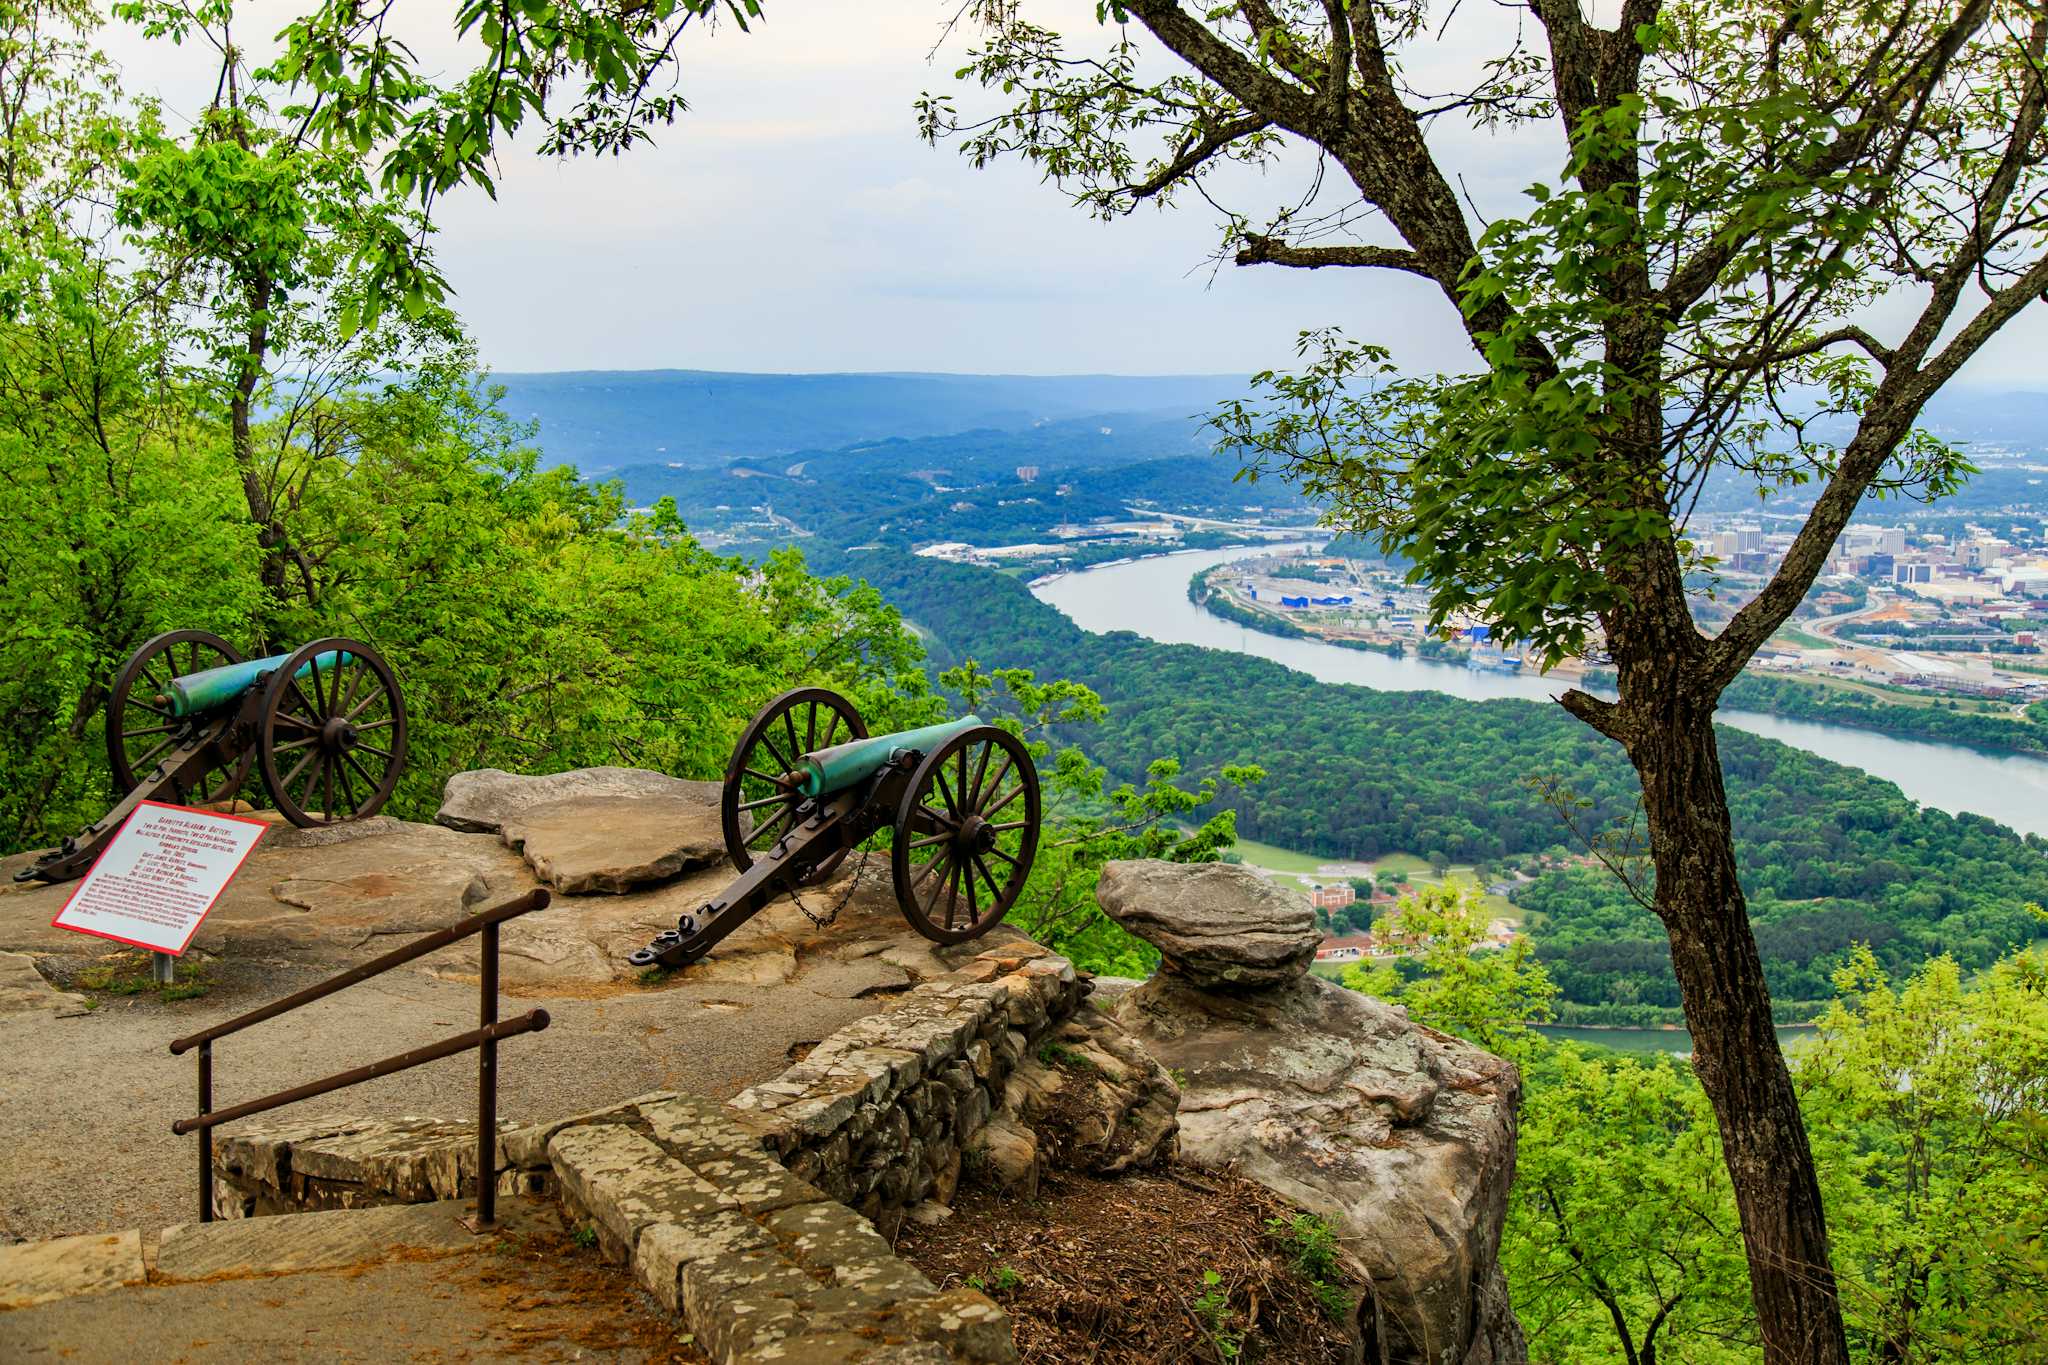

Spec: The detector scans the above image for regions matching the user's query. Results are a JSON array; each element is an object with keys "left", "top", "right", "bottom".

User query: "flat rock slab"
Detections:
[
  {"left": 1097, "top": 859, "right": 1319, "bottom": 990},
  {"left": 0, "top": 1204, "right": 689, "bottom": 1365},
  {"left": 0, "top": 818, "right": 539, "bottom": 963},
  {"left": 0, "top": 1230, "right": 143, "bottom": 1309},
  {"left": 0, "top": 951, "right": 89, "bottom": 1018},
  {"left": 437, "top": 766, "right": 712, "bottom": 835},
  {"left": 154, "top": 1200, "right": 480, "bottom": 1282},
  {"left": 500, "top": 790, "right": 725, "bottom": 895}
]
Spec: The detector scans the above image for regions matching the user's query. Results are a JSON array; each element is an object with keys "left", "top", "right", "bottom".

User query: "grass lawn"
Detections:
[
  {"left": 1229, "top": 836, "right": 1332, "bottom": 874},
  {"left": 1230, "top": 835, "right": 1532, "bottom": 930},
  {"left": 1771, "top": 624, "right": 1834, "bottom": 650},
  {"left": 1762, "top": 668, "right": 2006, "bottom": 714},
  {"left": 1374, "top": 852, "right": 1431, "bottom": 879}
]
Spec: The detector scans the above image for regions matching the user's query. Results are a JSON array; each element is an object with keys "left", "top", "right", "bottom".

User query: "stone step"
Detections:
[
  {"left": 0, "top": 1231, "right": 144, "bottom": 1311},
  {"left": 154, "top": 1200, "right": 479, "bottom": 1282},
  {"left": 0, "top": 1200, "right": 479, "bottom": 1313},
  {"left": 541, "top": 1093, "right": 1015, "bottom": 1364}
]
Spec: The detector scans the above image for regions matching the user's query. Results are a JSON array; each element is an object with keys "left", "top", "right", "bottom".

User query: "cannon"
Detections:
[
  {"left": 16, "top": 632, "right": 408, "bottom": 883},
  {"left": 629, "top": 687, "right": 1041, "bottom": 970}
]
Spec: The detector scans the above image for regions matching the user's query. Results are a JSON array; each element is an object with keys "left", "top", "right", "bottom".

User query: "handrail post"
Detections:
[
  {"left": 198, "top": 1040, "right": 214, "bottom": 1223},
  {"left": 167, "top": 889, "right": 550, "bottom": 1233},
  {"left": 476, "top": 921, "right": 499, "bottom": 1228}
]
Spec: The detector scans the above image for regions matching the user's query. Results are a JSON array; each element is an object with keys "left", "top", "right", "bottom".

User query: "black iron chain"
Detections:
[{"left": 786, "top": 842, "right": 874, "bottom": 929}]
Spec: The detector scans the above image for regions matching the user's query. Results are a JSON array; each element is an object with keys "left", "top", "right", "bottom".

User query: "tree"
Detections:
[
  {"left": 914, "top": 6, "right": 2048, "bottom": 1358},
  {"left": 1343, "top": 882, "right": 1557, "bottom": 1055},
  {"left": 1800, "top": 940, "right": 2048, "bottom": 1361},
  {"left": 0, "top": 0, "right": 266, "bottom": 844},
  {"left": 111, "top": 1, "right": 463, "bottom": 632},
  {"left": 1507, "top": 1046, "right": 1754, "bottom": 1365},
  {"left": 0, "top": 0, "right": 943, "bottom": 853}
]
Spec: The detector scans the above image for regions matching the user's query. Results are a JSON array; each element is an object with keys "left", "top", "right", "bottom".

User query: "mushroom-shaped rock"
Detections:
[{"left": 1096, "top": 859, "right": 1318, "bottom": 990}]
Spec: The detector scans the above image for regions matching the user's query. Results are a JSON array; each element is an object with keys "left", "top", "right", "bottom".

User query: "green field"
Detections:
[
  {"left": 1228, "top": 836, "right": 1336, "bottom": 874},
  {"left": 1227, "top": 837, "right": 1524, "bottom": 926}
]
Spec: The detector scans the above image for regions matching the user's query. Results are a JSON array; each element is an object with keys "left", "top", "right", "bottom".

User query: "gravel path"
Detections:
[{"left": 0, "top": 952, "right": 891, "bottom": 1242}]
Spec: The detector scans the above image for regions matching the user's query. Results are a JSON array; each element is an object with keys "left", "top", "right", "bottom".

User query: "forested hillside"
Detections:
[
  {"left": 839, "top": 550, "right": 2048, "bottom": 1020},
  {"left": 613, "top": 419, "right": 1305, "bottom": 550},
  {"left": 496, "top": 370, "right": 1243, "bottom": 470}
]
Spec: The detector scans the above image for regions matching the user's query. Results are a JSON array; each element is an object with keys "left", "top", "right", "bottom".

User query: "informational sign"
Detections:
[{"left": 50, "top": 802, "right": 267, "bottom": 956}]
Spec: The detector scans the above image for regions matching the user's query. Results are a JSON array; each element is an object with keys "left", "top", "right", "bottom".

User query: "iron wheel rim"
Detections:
[
  {"left": 722, "top": 686, "right": 867, "bottom": 884},
  {"left": 892, "top": 724, "right": 1039, "bottom": 944},
  {"left": 107, "top": 629, "right": 250, "bottom": 803},
  {"left": 257, "top": 637, "right": 407, "bottom": 826}
]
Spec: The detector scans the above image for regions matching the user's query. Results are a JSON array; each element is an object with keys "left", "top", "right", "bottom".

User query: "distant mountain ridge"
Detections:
[{"left": 491, "top": 369, "right": 1247, "bottom": 471}]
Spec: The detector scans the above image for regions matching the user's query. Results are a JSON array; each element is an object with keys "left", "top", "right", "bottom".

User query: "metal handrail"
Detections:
[{"left": 170, "top": 887, "right": 553, "bottom": 1227}]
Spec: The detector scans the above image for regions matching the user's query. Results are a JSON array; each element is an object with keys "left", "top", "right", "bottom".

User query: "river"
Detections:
[
  {"left": 1534, "top": 1024, "right": 1817, "bottom": 1057},
  {"left": 1033, "top": 544, "right": 2048, "bottom": 838}
]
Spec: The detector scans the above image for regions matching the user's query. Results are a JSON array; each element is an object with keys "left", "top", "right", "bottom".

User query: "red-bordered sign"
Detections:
[{"left": 50, "top": 801, "right": 268, "bottom": 956}]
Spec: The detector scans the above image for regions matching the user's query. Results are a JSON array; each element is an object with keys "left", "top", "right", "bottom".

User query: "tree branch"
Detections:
[
  {"left": 1121, "top": 113, "right": 1270, "bottom": 204},
  {"left": 1233, "top": 235, "right": 1429, "bottom": 274}
]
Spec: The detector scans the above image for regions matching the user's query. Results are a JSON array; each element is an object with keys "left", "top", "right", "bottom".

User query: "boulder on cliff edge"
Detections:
[
  {"left": 1095, "top": 859, "right": 1318, "bottom": 990},
  {"left": 1103, "top": 858, "right": 1526, "bottom": 1365}
]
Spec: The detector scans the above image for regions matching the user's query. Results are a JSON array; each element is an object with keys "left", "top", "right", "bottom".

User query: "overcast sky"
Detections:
[{"left": 102, "top": 2, "right": 2048, "bottom": 385}]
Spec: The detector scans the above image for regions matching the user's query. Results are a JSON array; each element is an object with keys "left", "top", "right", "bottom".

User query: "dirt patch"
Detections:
[
  {"left": 895, "top": 1165, "right": 1355, "bottom": 1364},
  {"left": 444, "top": 1215, "right": 711, "bottom": 1362}
]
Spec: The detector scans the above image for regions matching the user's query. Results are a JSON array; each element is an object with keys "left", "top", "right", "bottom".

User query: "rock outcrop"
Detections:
[
  {"left": 1096, "top": 859, "right": 1319, "bottom": 989},
  {"left": 1101, "top": 859, "right": 1526, "bottom": 1365},
  {"left": 0, "top": 952, "right": 88, "bottom": 1018},
  {"left": 999, "top": 1005, "right": 1179, "bottom": 1176},
  {"left": 434, "top": 766, "right": 701, "bottom": 834},
  {"left": 438, "top": 767, "right": 727, "bottom": 894}
]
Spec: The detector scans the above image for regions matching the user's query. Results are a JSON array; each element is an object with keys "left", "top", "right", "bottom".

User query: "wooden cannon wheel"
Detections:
[
  {"left": 891, "top": 725, "right": 1039, "bottom": 944},
  {"left": 722, "top": 687, "right": 868, "bottom": 884},
  {"left": 107, "top": 629, "right": 252, "bottom": 803},
  {"left": 256, "top": 638, "right": 408, "bottom": 826}
]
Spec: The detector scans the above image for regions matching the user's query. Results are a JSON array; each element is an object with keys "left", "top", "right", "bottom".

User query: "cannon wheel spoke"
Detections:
[
  {"left": 259, "top": 639, "right": 406, "bottom": 828},
  {"left": 893, "top": 727, "right": 1040, "bottom": 946},
  {"left": 108, "top": 630, "right": 250, "bottom": 804},
  {"left": 721, "top": 688, "right": 867, "bottom": 886}
]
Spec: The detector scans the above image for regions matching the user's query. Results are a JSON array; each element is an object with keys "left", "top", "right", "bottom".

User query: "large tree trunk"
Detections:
[{"left": 1629, "top": 702, "right": 1850, "bottom": 1365}]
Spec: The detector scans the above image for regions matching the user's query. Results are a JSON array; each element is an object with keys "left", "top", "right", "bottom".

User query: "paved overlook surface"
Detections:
[{"left": 0, "top": 768, "right": 1030, "bottom": 1242}]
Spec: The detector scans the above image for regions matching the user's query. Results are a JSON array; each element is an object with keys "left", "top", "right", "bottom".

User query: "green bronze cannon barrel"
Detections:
[
  {"left": 797, "top": 716, "right": 983, "bottom": 798},
  {"left": 163, "top": 650, "right": 354, "bottom": 718}
]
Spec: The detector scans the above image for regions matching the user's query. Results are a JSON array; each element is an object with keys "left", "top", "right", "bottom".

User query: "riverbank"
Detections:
[
  {"left": 1043, "top": 544, "right": 2048, "bottom": 836},
  {"left": 1534, "top": 1022, "right": 1821, "bottom": 1057},
  {"left": 1716, "top": 671, "right": 2048, "bottom": 757},
  {"left": 1199, "top": 553, "right": 2048, "bottom": 761},
  {"left": 1186, "top": 564, "right": 1406, "bottom": 656}
]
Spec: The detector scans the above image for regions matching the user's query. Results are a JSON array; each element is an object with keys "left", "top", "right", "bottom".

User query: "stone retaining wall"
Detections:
[
  {"left": 726, "top": 942, "right": 1081, "bottom": 1233},
  {"left": 211, "top": 1116, "right": 521, "bottom": 1219},
  {"left": 205, "top": 941, "right": 1081, "bottom": 1360},
  {"left": 524, "top": 1092, "right": 1016, "bottom": 1362}
]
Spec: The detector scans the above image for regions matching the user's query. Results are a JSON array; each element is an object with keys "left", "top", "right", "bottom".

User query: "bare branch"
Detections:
[{"left": 1233, "top": 235, "right": 1429, "bottom": 274}]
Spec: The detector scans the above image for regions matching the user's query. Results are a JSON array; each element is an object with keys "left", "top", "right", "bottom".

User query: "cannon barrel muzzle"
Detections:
[
  {"left": 163, "top": 650, "right": 354, "bottom": 718},
  {"left": 797, "top": 716, "right": 983, "bottom": 798}
]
